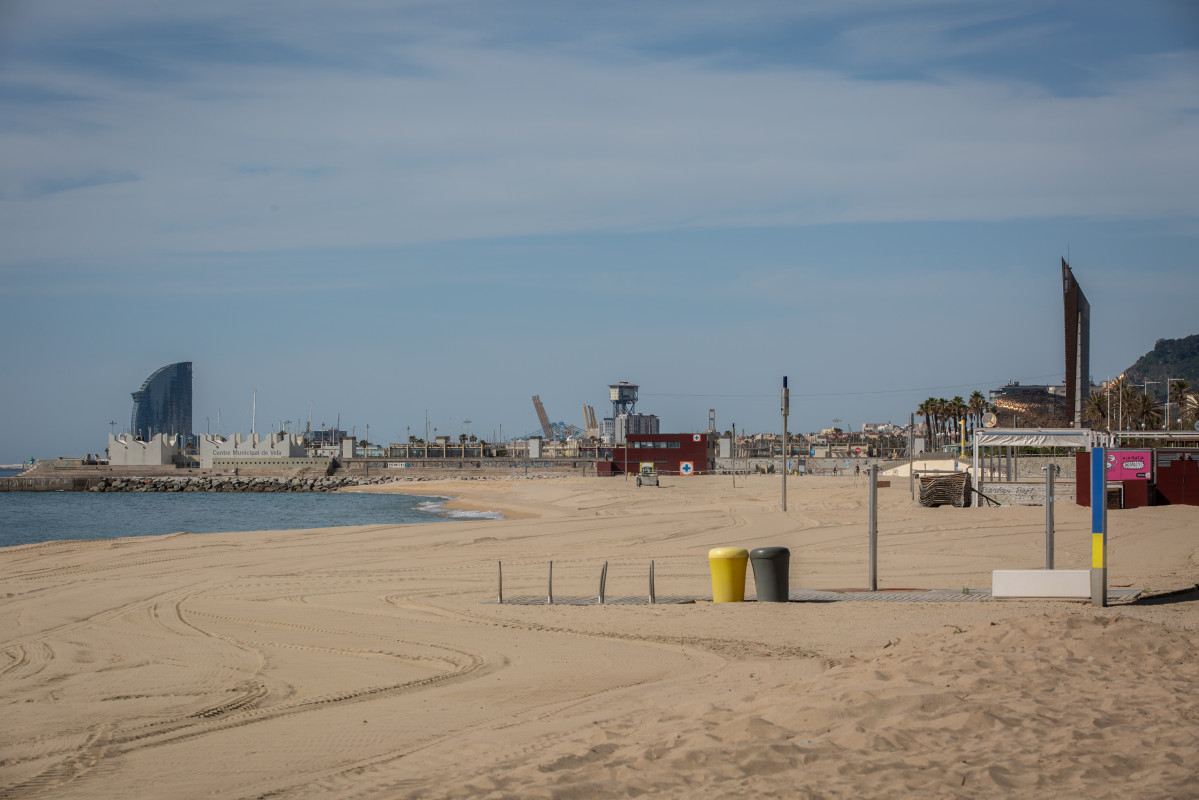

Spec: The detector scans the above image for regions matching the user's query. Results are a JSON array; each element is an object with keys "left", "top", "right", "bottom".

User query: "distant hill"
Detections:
[{"left": 1121, "top": 334, "right": 1199, "bottom": 398}]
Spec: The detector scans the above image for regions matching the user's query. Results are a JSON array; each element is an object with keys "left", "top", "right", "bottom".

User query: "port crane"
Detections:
[
  {"left": 530, "top": 395, "right": 583, "bottom": 440},
  {"left": 582, "top": 405, "right": 599, "bottom": 438},
  {"left": 532, "top": 395, "right": 554, "bottom": 438}
]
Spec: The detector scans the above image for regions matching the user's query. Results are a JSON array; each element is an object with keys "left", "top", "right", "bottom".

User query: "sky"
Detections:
[{"left": 1, "top": 0, "right": 1197, "bottom": 462}]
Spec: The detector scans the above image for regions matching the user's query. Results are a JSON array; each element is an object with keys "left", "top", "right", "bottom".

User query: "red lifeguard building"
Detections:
[{"left": 610, "top": 433, "right": 716, "bottom": 476}]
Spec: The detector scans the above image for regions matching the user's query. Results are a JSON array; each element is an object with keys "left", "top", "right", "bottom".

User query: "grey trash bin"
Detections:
[{"left": 750, "top": 546, "right": 790, "bottom": 602}]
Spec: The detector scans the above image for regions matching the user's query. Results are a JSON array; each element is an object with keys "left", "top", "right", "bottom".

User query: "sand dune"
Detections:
[{"left": 1, "top": 475, "right": 1196, "bottom": 798}]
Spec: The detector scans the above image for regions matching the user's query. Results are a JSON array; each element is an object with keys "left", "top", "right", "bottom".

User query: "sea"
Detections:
[{"left": 0, "top": 468, "right": 501, "bottom": 549}]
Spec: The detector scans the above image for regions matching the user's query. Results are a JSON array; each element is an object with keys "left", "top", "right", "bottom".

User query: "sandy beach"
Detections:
[{"left": 2, "top": 474, "right": 1197, "bottom": 798}]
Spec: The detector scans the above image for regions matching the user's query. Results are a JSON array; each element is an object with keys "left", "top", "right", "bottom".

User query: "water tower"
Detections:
[{"left": 609, "top": 381, "right": 638, "bottom": 418}]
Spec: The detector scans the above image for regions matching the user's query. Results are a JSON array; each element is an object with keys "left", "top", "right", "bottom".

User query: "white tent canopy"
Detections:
[
  {"left": 973, "top": 428, "right": 1096, "bottom": 448},
  {"left": 971, "top": 428, "right": 1099, "bottom": 508}
]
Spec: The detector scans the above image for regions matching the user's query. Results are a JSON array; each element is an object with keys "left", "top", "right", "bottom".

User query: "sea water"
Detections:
[{"left": 0, "top": 480, "right": 500, "bottom": 549}]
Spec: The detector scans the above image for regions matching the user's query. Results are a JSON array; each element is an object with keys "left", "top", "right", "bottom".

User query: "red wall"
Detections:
[
  {"left": 1157, "top": 452, "right": 1199, "bottom": 505},
  {"left": 1076, "top": 451, "right": 1090, "bottom": 506},
  {"left": 1122, "top": 480, "right": 1152, "bottom": 508},
  {"left": 612, "top": 434, "right": 715, "bottom": 475}
]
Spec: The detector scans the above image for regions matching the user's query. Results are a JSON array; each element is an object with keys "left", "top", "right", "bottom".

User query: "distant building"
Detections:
[
  {"left": 612, "top": 413, "right": 659, "bottom": 444},
  {"left": 307, "top": 428, "right": 346, "bottom": 445},
  {"left": 600, "top": 414, "right": 660, "bottom": 444},
  {"left": 198, "top": 433, "right": 310, "bottom": 470},
  {"left": 1062, "top": 259, "right": 1091, "bottom": 426},
  {"left": 989, "top": 380, "right": 1068, "bottom": 425},
  {"left": 131, "top": 362, "right": 193, "bottom": 441},
  {"left": 109, "top": 433, "right": 180, "bottom": 466}
]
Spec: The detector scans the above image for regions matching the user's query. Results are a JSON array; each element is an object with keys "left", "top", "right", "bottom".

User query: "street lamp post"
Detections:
[
  {"left": 1106, "top": 379, "right": 1111, "bottom": 433},
  {"left": 781, "top": 377, "right": 789, "bottom": 512},
  {"left": 1143, "top": 381, "right": 1160, "bottom": 432},
  {"left": 1165, "top": 378, "right": 1179, "bottom": 431}
]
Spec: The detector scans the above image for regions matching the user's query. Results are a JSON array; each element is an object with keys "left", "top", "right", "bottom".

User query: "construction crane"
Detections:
[
  {"left": 582, "top": 405, "right": 599, "bottom": 438},
  {"left": 532, "top": 395, "right": 554, "bottom": 438}
]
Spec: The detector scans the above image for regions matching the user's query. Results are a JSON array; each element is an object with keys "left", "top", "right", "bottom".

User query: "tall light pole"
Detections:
[
  {"left": 1106, "top": 379, "right": 1111, "bottom": 433},
  {"left": 1165, "top": 378, "right": 1179, "bottom": 431},
  {"left": 1112, "top": 381, "right": 1122, "bottom": 438},
  {"left": 1143, "top": 381, "right": 1159, "bottom": 432},
  {"left": 731, "top": 423, "right": 736, "bottom": 488},
  {"left": 781, "top": 377, "right": 789, "bottom": 512},
  {"left": 464, "top": 419, "right": 472, "bottom": 440}
]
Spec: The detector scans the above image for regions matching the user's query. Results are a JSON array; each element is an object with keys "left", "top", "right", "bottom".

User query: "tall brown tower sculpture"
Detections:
[{"left": 1062, "top": 259, "right": 1090, "bottom": 427}]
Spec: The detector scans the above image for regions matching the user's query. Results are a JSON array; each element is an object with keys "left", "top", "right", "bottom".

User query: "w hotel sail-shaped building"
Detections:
[
  {"left": 131, "top": 362, "right": 193, "bottom": 440},
  {"left": 1062, "top": 259, "right": 1090, "bottom": 427}
]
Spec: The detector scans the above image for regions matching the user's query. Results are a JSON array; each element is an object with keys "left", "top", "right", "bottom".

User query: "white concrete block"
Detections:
[{"left": 992, "top": 569, "right": 1090, "bottom": 599}]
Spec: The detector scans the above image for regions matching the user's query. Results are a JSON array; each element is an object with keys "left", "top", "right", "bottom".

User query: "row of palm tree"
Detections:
[
  {"left": 1084, "top": 378, "right": 1196, "bottom": 432},
  {"left": 917, "top": 391, "right": 992, "bottom": 450}
]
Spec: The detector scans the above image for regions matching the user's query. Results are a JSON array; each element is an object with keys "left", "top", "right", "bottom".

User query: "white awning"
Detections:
[{"left": 973, "top": 428, "right": 1094, "bottom": 448}]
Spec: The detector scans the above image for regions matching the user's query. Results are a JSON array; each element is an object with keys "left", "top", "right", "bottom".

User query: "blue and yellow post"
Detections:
[{"left": 1090, "top": 447, "right": 1107, "bottom": 607}]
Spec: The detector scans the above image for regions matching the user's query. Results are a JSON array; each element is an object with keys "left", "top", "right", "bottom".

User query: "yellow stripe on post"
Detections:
[{"left": 1092, "top": 533, "right": 1105, "bottom": 569}]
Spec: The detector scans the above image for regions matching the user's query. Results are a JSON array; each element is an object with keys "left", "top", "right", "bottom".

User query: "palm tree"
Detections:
[
  {"left": 1129, "top": 391, "right": 1162, "bottom": 431},
  {"left": 918, "top": 399, "right": 935, "bottom": 451},
  {"left": 949, "top": 396, "right": 967, "bottom": 445},
  {"left": 1083, "top": 393, "right": 1108, "bottom": 430},
  {"left": 1183, "top": 392, "right": 1199, "bottom": 429},
  {"left": 936, "top": 398, "right": 951, "bottom": 446},
  {"left": 968, "top": 391, "right": 986, "bottom": 433},
  {"left": 1167, "top": 380, "right": 1190, "bottom": 430}
]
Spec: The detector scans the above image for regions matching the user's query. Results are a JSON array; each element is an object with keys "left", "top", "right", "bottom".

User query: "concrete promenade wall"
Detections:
[
  {"left": 977, "top": 481, "right": 1078, "bottom": 506},
  {"left": 0, "top": 476, "right": 100, "bottom": 492}
]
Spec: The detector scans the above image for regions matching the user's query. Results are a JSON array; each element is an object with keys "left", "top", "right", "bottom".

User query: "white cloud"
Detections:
[{"left": 0, "top": 2, "right": 1196, "bottom": 270}]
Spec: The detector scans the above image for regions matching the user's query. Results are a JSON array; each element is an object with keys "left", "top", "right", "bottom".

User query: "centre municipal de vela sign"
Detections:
[{"left": 210, "top": 449, "right": 285, "bottom": 458}]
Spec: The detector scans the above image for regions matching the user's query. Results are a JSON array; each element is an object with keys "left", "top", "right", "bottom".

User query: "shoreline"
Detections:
[{"left": 345, "top": 477, "right": 555, "bottom": 520}]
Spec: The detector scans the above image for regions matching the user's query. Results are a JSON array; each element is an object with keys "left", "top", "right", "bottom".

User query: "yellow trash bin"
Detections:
[{"left": 708, "top": 547, "right": 749, "bottom": 603}]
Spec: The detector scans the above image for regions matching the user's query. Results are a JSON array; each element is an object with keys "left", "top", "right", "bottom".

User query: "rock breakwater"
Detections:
[{"left": 91, "top": 476, "right": 397, "bottom": 493}]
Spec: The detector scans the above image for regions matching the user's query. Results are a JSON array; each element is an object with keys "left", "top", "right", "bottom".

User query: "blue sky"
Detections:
[{"left": 1, "top": 0, "right": 1197, "bottom": 461}]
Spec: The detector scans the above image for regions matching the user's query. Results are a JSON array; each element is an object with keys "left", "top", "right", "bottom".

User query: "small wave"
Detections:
[
  {"left": 436, "top": 508, "right": 505, "bottom": 520},
  {"left": 415, "top": 497, "right": 502, "bottom": 520}
]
